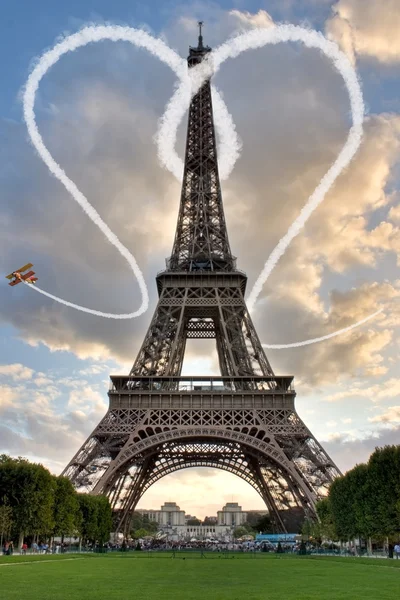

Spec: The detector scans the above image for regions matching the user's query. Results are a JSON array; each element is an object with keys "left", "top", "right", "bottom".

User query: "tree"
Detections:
[
  {"left": 367, "top": 446, "right": 400, "bottom": 537},
  {"left": 347, "top": 464, "right": 373, "bottom": 539},
  {"left": 53, "top": 477, "right": 80, "bottom": 541},
  {"left": 245, "top": 512, "right": 267, "bottom": 528},
  {"left": 0, "top": 504, "right": 12, "bottom": 547},
  {"left": 133, "top": 527, "right": 149, "bottom": 540},
  {"left": 0, "top": 457, "right": 36, "bottom": 537},
  {"left": 242, "top": 522, "right": 256, "bottom": 535},
  {"left": 130, "top": 511, "right": 144, "bottom": 533},
  {"left": 77, "top": 494, "right": 99, "bottom": 544},
  {"left": 232, "top": 526, "right": 248, "bottom": 539},
  {"left": 329, "top": 475, "right": 357, "bottom": 541},
  {"left": 254, "top": 514, "right": 273, "bottom": 534},
  {"left": 187, "top": 518, "right": 201, "bottom": 525},
  {"left": 95, "top": 496, "right": 113, "bottom": 545},
  {"left": 316, "top": 498, "right": 337, "bottom": 541},
  {"left": 0, "top": 456, "right": 55, "bottom": 542},
  {"left": 325, "top": 445, "right": 400, "bottom": 541},
  {"left": 396, "top": 498, "right": 400, "bottom": 533},
  {"left": 130, "top": 512, "right": 158, "bottom": 537},
  {"left": 301, "top": 517, "right": 321, "bottom": 542},
  {"left": 142, "top": 515, "right": 158, "bottom": 534},
  {"left": 29, "top": 464, "right": 56, "bottom": 539}
]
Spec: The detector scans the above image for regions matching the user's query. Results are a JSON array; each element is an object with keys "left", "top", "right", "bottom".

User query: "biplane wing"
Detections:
[
  {"left": 21, "top": 271, "right": 35, "bottom": 281},
  {"left": 5, "top": 263, "right": 33, "bottom": 280}
]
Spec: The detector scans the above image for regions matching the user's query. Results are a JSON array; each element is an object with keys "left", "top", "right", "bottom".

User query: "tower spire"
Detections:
[
  {"left": 198, "top": 20, "right": 204, "bottom": 49},
  {"left": 168, "top": 21, "right": 233, "bottom": 272}
]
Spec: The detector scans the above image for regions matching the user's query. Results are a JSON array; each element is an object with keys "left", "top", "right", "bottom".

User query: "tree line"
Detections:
[
  {"left": 2, "top": 444, "right": 398, "bottom": 549},
  {"left": 0, "top": 455, "right": 112, "bottom": 549},
  {"left": 304, "top": 445, "right": 400, "bottom": 544}
]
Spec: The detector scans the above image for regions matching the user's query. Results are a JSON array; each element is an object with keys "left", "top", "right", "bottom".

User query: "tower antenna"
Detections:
[{"left": 198, "top": 21, "right": 204, "bottom": 49}]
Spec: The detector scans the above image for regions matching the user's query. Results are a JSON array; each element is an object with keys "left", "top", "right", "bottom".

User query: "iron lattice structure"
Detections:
[{"left": 62, "top": 27, "right": 340, "bottom": 535}]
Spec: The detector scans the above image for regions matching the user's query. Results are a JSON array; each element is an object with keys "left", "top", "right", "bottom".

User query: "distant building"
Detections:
[
  {"left": 203, "top": 516, "right": 218, "bottom": 525},
  {"left": 246, "top": 510, "right": 269, "bottom": 515},
  {"left": 185, "top": 514, "right": 200, "bottom": 524},
  {"left": 136, "top": 501, "right": 249, "bottom": 541},
  {"left": 217, "top": 502, "right": 247, "bottom": 527},
  {"left": 136, "top": 502, "right": 185, "bottom": 526}
]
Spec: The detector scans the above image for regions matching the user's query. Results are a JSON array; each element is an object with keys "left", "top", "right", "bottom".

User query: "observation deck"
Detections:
[{"left": 108, "top": 375, "right": 296, "bottom": 411}]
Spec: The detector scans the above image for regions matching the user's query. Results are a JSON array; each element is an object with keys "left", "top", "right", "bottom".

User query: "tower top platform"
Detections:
[{"left": 188, "top": 21, "right": 212, "bottom": 66}]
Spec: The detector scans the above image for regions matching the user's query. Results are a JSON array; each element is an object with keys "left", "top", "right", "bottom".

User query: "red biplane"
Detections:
[{"left": 5, "top": 263, "right": 38, "bottom": 286}]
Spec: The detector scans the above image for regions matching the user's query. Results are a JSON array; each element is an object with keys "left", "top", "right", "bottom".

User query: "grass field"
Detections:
[{"left": 0, "top": 553, "right": 399, "bottom": 599}]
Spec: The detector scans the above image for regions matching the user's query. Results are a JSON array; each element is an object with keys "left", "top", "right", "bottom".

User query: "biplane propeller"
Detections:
[{"left": 5, "top": 263, "right": 38, "bottom": 286}]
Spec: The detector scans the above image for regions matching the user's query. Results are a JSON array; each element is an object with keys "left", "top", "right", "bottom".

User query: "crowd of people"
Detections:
[
  {"left": 105, "top": 539, "right": 291, "bottom": 553},
  {"left": 2, "top": 541, "right": 69, "bottom": 555},
  {"left": 3, "top": 538, "right": 400, "bottom": 558}
]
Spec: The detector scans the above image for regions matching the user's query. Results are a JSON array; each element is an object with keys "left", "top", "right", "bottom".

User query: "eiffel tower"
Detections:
[{"left": 63, "top": 23, "right": 340, "bottom": 535}]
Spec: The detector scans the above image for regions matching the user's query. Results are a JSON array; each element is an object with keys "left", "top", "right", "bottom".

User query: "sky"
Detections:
[{"left": 0, "top": 0, "right": 399, "bottom": 519}]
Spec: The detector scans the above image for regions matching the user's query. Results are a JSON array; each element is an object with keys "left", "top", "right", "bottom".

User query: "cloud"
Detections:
[
  {"left": 255, "top": 281, "right": 396, "bottom": 387},
  {"left": 78, "top": 364, "right": 109, "bottom": 376},
  {"left": 246, "top": 111, "right": 400, "bottom": 385},
  {"left": 324, "top": 424, "right": 400, "bottom": 471},
  {"left": 324, "top": 377, "right": 400, "bottom": 403},
  {"left": 326, "top": 0, "right": 400, "bottom": 64},
  {"left": 389, "top": 202, "right": 400, "bottom": 224},
  {"left": 68, "top": 385, "right": 107, "bottom": 412},
  {"left": 229, "top": 9, "right": 274, "bottom": 29},
  {"left": 58, "top": 377, "right": 89, "bottom": 388},
  {"left": 0, "top": 363, "right": 34, "bottom": 380},
  {"left": 0, "top": 43, "right": 180, "bottom": 361},
  {"left": 33, "top": 376, "right": 53, "bottom": 387},
  {"left": 369, "top": 406, "right": 400, "bottom": 423},
  {"left": 0, "top": 364, "right": 109, "bottom": 470},
  {"left": 0, "top": 10, "right": 399, "bottom": 388},
  {"left": 0, "top": 385, "right": 19, "bottom": 409}
]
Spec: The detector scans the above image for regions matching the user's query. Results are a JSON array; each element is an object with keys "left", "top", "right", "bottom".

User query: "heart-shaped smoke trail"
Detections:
[
  {"left": 21, "top": 23, "right": 383, "bottom": 349},
  {"left": 23, "top": 26, "right": 187, "bottom": 319}
]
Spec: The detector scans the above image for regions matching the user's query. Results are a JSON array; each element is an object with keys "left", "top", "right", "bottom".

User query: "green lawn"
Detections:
[{"left": 0, "top": 553, "right": 399, "bottom": 599}]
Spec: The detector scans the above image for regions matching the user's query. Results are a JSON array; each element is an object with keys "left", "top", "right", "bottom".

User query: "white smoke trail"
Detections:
[
  {"left": 155, "top": 79, "right": 189, "bottom": 181},
  {"left": 23, "top": 25, "right": 187, "bottom": 319},
  {"left": 211, "top": 85, "right": 242, "bottom": 181},
  {"left": 22, "top": 23, "right": 376, "bottom": 349},
  {"left": 206, "top": 26, "right": 364, "bottom": 312},
  {"left": 262, "top": 308, "right": 383, "bottom": 349},
  {"left": 155, "top": 25, "right": 373, "bottom": 349},
  {"left": 23, "top": 281, "right": 144, "bottom": 319},
  {"left": 187, "top": 26, "right": 374, "bottom": 349},
  {"left": 154, "top": 78, "right": 241, "bottom": 181}
]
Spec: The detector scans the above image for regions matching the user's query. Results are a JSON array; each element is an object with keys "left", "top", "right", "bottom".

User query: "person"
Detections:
[
  {"left": 21, "top": 542, "right": 28, "bottom": 555},
  {"left": 394, "top": 543, "right": 400, "bottom": 559}
]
